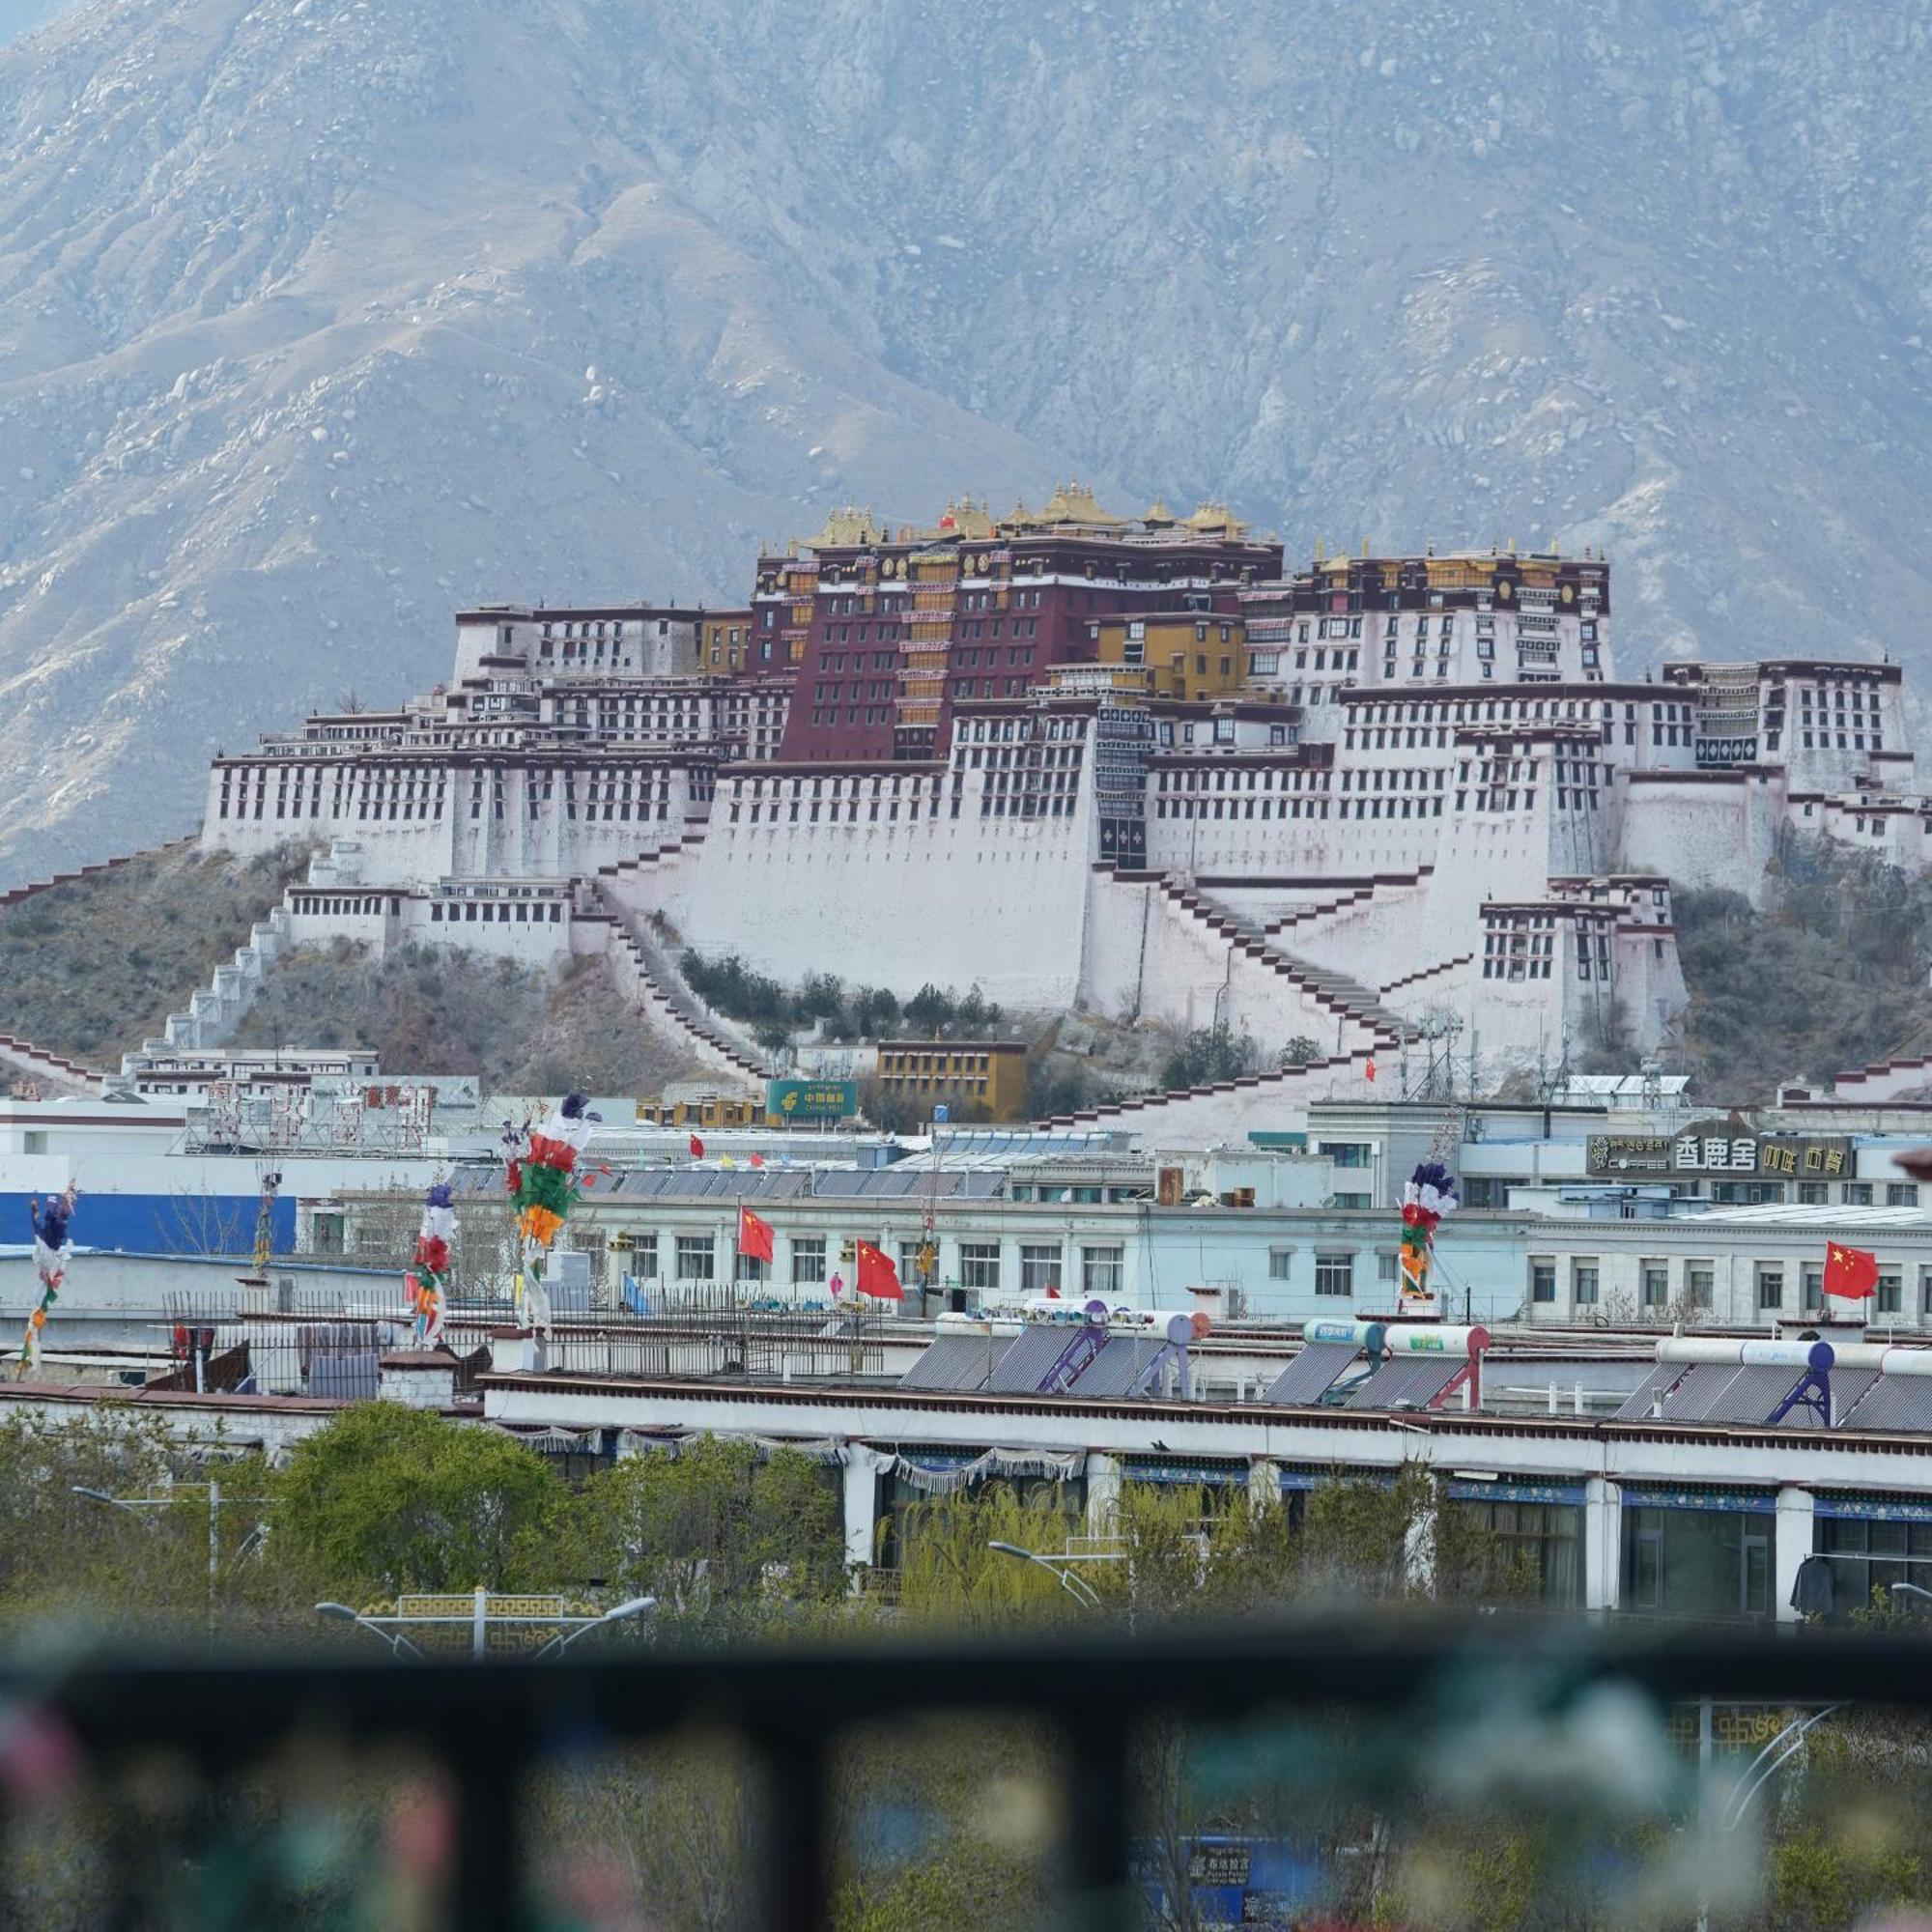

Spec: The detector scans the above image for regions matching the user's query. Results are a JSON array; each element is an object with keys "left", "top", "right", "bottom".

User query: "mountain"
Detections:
[
  {"left": 2, "top": 0, "right": 1931, "bottom": 883},
  {"left": 0, "top": 0, "right": 77, "bottom": 46}
]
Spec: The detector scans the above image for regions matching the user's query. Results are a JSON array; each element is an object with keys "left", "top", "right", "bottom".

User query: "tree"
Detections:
[
  {"left": 268, "top": 1404, "right": 559, "bottom": 1595},
  {"left": 546, "top": 1436, "right": 846, "bottom": 1616},
  {"left": 1161, "top": 1021, "right": 1257, "bottom": 1091},
  {"left": 903, "top": 983, "right": 956, "bottom": 1037},
  {"left": 1279, "top": 1034, "right": 1320, "bottom": 1069}
]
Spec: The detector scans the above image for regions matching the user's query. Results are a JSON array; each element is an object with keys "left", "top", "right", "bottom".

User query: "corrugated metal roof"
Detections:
[
  {"left": 1067, "top": 1336, "right": 1170, "bottom": 1400},
  {"left": 1262, "top": 1343, "right": 1360, "bottom": 1407},
  {"left": 898, "top": 1332, "right": 1011, "bottom": 1393}
]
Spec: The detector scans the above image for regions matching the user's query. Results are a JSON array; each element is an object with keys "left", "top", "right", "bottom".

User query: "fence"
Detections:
[
  {"left": 156, "top": 1284, "right": 887, "bottom": 1397},
  {"left": 11, "top": 1624, "right": 1932, "bottom": 1930}
]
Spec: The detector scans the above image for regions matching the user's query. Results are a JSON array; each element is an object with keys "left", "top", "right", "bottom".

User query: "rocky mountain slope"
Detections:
[{"left": 2, "top": 0, "right": 1930, "bottom": 882}]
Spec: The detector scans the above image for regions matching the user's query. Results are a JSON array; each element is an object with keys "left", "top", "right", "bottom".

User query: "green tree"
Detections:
[
  {"left": 903, "top": 983, "right": 956, "bottom": 1037},
  {"left": 268, "top": 1404, "right": 559, "bottom": 1596},
  {"left": 547, "top": 1436, "right": 846, "bottom": 1615},
  {"left": 1162, "top": 1021, "right": 1258, "bottom": 1091}
]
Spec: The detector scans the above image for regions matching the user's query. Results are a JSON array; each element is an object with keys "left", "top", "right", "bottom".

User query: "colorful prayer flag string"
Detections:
[
  {"left": 407, "top": 1181, "right": 456, "bottom": 1347},
  {"left": 21, "top": 1184, "right": 78, "bottom": 1374},
  {"left": 1398, "top": 1161, "right": 1457, "bottom": 1305},
  {"left": 502, "top": 1095, "right": 603, "bottom": 1337}
]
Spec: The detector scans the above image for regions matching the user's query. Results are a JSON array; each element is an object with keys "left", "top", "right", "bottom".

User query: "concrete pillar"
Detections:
[
  {"left": 1084, "top": 1452, "right": 1122, "bottom": 1536},
  {"left": 1584, "top": 1476, "right": 1621, "bottom": 1616},
  {"left": 842, "top": 1444, "right": 882, "bottom": 1574},
  {"left": 1776, "top": 1486, "right": 1815, "bottom": 1626},
  {"left": 1248, "top": 1459, "right": 1282, "bottom": 1512}
]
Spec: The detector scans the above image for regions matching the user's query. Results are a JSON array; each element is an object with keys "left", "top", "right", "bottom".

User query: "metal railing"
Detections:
[{"left": 12, "top": 1623, "right": 1932, "bottom": 1930}]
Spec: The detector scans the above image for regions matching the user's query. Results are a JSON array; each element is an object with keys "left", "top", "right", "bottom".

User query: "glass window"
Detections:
[
  {"left": 790, "top": 1236, "right": 826, "bottom": 1286},
  {"left": 1452, "top": 1498, "right": 1583, "bottom": 1607},
  {"left": 1020, "top": 1244, "right": 1062, "bottom": 1296},
  {"left": 735, "top": 1247, "right": 768, "bottom": 1284},
  {"left": 628, "top": 1234, "right": 659, "bottom": 1280},
  {"left": 1688, "top": 1264, "right": 1714, "bottom": 1309},
  {"left": 1319, "top": 1141, "right": 1374, "bottom": 1169},
  {"left": 1624, "top": 1504, "right": 1772, "bottom": 1620},
  {"left": 1797, "top": 1180, "right": 1829, "bottom": 1206},
  {"left": 1889, "top": 1183, "right": 1920, "bottom": 1208},
  {"left": 1756, "top": 1265, "right": 1784, "bottom": 1310},
  {"left": 1315, "top": 1253, "right": 1354, "bottom": 1297},
  {"left": 1817, "top": 1515, "right": 1932, "bottom": 1620},
  {"left": 1803, "top": 1264, "right": 1824, "bottom": 1311},
  {"left": 1530, "top": 1260, "right": 1555, "bottom": 1304},
  {"left": 958, "top": 1243, "right": 1001, "bottom": 1292},
  {"left": 674, "top": 1235, "right": 713, "bottom": 1281},
  {"left": 1573, "top": 1261, "right": 1599, "bottom": 1305},
  {"left": 1082, "top": 1245, "right": 1123, "bottom": 1298},
  {"left": 1878, "top": 1269, "right": 1903, "bottom": 1315},
  {"left": 1640, "top": 1262, "right": 1668, "bottom": 1309},
  {"left": 1268, "top": 1247, "right": 1293, "bottom": 1282},
  {"left": 1844, "top": 1182, "right": 1874, "bottom": 1206}
]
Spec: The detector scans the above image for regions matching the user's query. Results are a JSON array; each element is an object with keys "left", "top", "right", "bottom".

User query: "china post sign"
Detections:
[
  {"left": 767, "top": 1080, "right": 859, "bottom": 1122},
  {"left": 1588, "top": 1123, "right": 1851, "bottom": 1179}
]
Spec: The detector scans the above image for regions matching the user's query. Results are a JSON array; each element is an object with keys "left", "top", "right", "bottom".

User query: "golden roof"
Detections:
[
  {"left": 1180, "top": 499, "right": 1248, "bottom": 537},
  {"left": 1029, "top": 480, "right": 1127, "bottom": 528},
  {"left": 807, "top": 504, "right": 886, "bottom": 548}
]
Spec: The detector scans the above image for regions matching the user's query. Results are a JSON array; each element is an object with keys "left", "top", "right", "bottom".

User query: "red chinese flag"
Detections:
[
  {"left": 1823, "top": 1242, "right": 1879, "bottom": 1299},
  {"left": 737, "top": 1204, "right": 774, "bottom": 1264},
  {"left": 1365, "top": 1058, "right": 1378, "bottom": 1083},
  {"left": 855, "top": 1239, "right": 902, "bottom": 1301},
  {"left": 689, "top": 1133, "right": 704, "bottom": 1159}
]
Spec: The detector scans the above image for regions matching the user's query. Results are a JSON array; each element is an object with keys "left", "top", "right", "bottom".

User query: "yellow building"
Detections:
[
  {"left": 875, "top": 1039, "right": 1031, "bottom": 1122},
  {"left": 1090, "top": 611, "right": 1247, "bottom": 701},
  {"left": 699, "top": 610, "right": 756, "bottom": 674},
  {"left": 635, "top": 1095, "right": 762, "bottom": 1129}
]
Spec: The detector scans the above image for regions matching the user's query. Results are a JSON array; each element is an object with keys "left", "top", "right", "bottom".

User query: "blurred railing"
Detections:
[{"left": 12, "top": 1624, "right": 1932, "bottom": 1930}]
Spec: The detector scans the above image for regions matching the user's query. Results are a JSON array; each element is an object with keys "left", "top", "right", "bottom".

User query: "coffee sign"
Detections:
[{"left": 1587, "top": 1122, "right": 1851, "bottom": 1179}]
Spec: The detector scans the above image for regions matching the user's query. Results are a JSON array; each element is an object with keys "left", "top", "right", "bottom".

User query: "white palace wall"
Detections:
[
  {"left": 1618, "top": 773, "right": 1784, "bottom": 895},
  {"left": 638, "top": 767, "right": 1099, "bottom": 1007}
]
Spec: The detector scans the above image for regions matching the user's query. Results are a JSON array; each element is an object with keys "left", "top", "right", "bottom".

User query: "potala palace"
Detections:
[{"left": 194, "top": 488, "right": 1924, "bottom": 1135}]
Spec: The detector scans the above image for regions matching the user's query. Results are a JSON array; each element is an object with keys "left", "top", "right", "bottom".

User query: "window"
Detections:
[
  {"left": 627, "top": 1234, "right": 659, "bottom": 1280},
  {"left": 1020, "top": 1244, "right": 1062, "bottom": 1296},
  {"left": 675, "top": 1235, "right": 714, "bottom": 1280},
  {"left": 1843, "top": 1182, "right": 1874, "bottom": 1207},
  {"left": 1573, "top": 1261, "right": 1599, "bottom": 1306},
  {"left": 790, "top": 1236, "right": 827, "bottom": 1286},
  {"left": 1082, "top": 1245, "right": 1123, "bottom": 1298},
  {"left": 735, "top": 1246, "right": 769, "bottom": 1284},
  {"left": 1755, "top": 1264, "right": 1784, "bottom": 1310},
  {"left": 1315, "top": 1253, "right": 1354, "bottom": 1298},
  {"left": 1878, "top": 1269, "right": 1903, "bottom": 1315},
  {"left": 1333, "top": 1192, "right": 1372, "bottom": 1211},
  {"left": 1378, "top": 1251, "right": 1400, "bottom": 1285},
  {"left": 1803, "top": 1264, "right": 1824, "bottom": 1311},
  {"left": 1453, "top": 1497, "right": 1583, "bottom": 1607},
  {"left": 1625, "top": 1504, "right": 1771, "bottom": 1620},
  {"left": 1797, "top": 1181, "right": 1829, "bottom": 1206},
  {"left": 1319, "top": 1141, "right": 1373, "bottom": 1169},
  {"left": 1688, "top": 1264, "right": 1714, "bottom": 1310},
  {"left": 1268, "top": 1247, "right": 1293, "bottom": 1282},
  {"left": 1889, "top": 1183, "right": 1920, "bottom": 1208},
  {"left": 1640, "top": 1262, "right": 1668, "bottom": 1309},
  {"left": 1815, "top": 1515, "right": 1932, "bottom": 1620},
  {"left": 1530, "top": 1260, "right": 1555, "bottom": 1304},
  {"left": 899, "top": 1240, "right": 926, "bottom": 1287},
  {"left": 959, "top": 1243, "right": 1001, "bottom": 1292}
]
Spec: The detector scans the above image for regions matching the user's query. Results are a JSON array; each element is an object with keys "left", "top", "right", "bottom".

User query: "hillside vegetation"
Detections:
[
  {"left": 1673, "top": 840, "right": 1932, "bottom": 1103},
  {"left": 231, "top": 942, "right": 707, "bottom": 1096},
  {"left": 0, "top": 843, "right": 307, "bottom": 1063}
]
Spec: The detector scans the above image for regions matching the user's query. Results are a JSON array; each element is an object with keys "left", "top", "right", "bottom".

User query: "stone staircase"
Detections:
[
  {"left": 1152, "top": 876, "right": 1418, "bottom": 1047},
  {"left": 584, "top": 882, "right": 769, "bottom": 1087},
  {"left": 151, "top": 902, "right": 293, "bottom": 1055}
]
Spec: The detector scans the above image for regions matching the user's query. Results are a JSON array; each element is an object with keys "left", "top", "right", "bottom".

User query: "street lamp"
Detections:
[
  {"left": 529, "top": 1595, "right": 657, "bottom": 1661},
  {"left": 72, "top": 1481, "right": 267, "bottom": 1601},
  {"left": 987, "top": 1540, "right": 1105, "bottom": 1611},
  {"left": 315, "top": 1602, "right": 429, "bottom": 1662}
]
